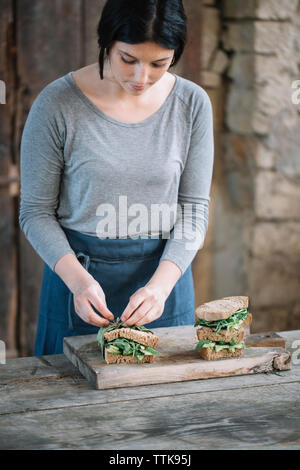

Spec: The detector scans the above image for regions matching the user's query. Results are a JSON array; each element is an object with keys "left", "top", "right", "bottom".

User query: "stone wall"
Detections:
[
  {"left": 192, "top": 0, "right": 227, "bottom": 309},
  {"left": 195, "top": 0, "right": 300, "bottom": 332}
]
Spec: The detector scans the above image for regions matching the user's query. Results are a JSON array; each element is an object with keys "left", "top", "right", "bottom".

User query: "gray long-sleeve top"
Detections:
[{"left": 19, "top": 71, "right": 214, "bottom": 276}]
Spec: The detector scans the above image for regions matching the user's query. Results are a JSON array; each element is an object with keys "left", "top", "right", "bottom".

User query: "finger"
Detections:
[
  {"left": 135, "top": 308, "right": 159, "bottom": 326},
  {"left": 84, "top": 305, "right": 111, "bottom": 327},
  {"left": 124, "top": 300, "right": 153, "bottom": 326},
  {"left": 76, "top": 299, "right": 111, "bottom": 327},
  {"left": 88, "top": 292, "right": 114, "bottom": 321},
  {"left": 121, "top": 294, "right": 145, "bottom": 322},
  {"left": 122, "top": 297, "right": 152, "bottom": 325}
]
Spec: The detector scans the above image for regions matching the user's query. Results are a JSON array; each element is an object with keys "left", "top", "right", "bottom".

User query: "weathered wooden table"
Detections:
[{"left": 0, "top": 330, "right": 299, "bottom": 450}]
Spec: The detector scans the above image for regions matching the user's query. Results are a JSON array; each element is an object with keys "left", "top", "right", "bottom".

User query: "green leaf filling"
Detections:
[
  {"left": 194, "top": 308, "right": 249, "bottom": 333},
  {"left": 195, "top": 337, "right": 246, "bottom": 352},
  {"left": 105, "top": 338, "right": 159, "bottom": 363},
  {"left": 97, "top": 317, "right": 158, "bottom": 363}
]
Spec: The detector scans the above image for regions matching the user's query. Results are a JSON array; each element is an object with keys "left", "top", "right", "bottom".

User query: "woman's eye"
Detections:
[
  {"left": 121, "top": 58, "right": 135, "bottom": 64},
  {"left": 121, "top": 57, "right": 166, "bottom": 67}
]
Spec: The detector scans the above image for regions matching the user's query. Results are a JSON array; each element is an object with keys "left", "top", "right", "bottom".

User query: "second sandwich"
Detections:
[{"left": 194, "top": 296, "right": 252, "bottom": 360}]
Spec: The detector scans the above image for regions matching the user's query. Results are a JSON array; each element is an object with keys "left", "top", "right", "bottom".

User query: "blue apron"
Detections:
[{"left": 34, "top": 226, "right": 195, "bottom": 356}]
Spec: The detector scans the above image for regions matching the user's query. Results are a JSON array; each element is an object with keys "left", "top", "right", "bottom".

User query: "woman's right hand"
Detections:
[{"left": 72, "top": 280, "right": 114, "bottom": 327}]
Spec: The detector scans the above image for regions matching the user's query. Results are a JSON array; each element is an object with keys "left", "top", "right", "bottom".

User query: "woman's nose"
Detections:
[{"left": 133, "top": 64, "right": 150, "bottom": 84}]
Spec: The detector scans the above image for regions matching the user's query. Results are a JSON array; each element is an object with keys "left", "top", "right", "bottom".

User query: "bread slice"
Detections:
[
  {"left": 195, "top": 296, "right": 249, "bottom": 322},
  {"left": 105, "top": 350, "right": 155, "bottom": 364},
  {"left": 198, "top": 347, "right": 243, "bottom": 360},
  {"left": 104, "top": 327, "right": 159, "bottom": 348},
  {"left": 196, "top": 325, "right": 245, "bottom": 343},
  {"left": 196, "top": 313, "right": 252, "bottom": 341}
]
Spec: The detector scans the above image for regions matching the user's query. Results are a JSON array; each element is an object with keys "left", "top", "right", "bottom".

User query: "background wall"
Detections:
[
  {"left": 196, "top": 0, "right": 300, "bottom": 333},
  {"left": 1, "top": 0, "right": 108, "bottom": 357},
  {"left": 0, "top": 0, "right": 299, "bottom": 357}
]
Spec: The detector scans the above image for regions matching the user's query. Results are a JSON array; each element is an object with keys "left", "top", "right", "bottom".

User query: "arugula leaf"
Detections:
[
  {"left": 96, "top": 317, "right": 156, "bottom": 360},
  {"left": 105, "top": 337, "right": 159, "bottom": 362},
  {"left": 194, "top": 308, "right": 249, "bottom": 333},
  {"left": 106, "top": 345, "right": 120, "bottom": 354},
  {"left": 196, "top": 339, "right": 211, "bottom": 350},
  {"left": 216, "top": 338, "right": 238, "bottom": 346},
  {"left": 195, "top": 337, "right": 247, "bottom": 352},
  {"left": 97, "top": 327, "right": 107, "bottom": 359},
  {"left": 144, "top": 346, "right": 159, "bottom": 355}
]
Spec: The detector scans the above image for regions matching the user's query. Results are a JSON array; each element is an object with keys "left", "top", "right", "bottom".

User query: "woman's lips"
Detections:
[{"left": 130, "top": 84, "right": 145, "bottom": 91}]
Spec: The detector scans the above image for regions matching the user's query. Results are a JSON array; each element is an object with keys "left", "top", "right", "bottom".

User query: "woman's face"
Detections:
[{"left": 106, "top": 41, "right": 175, "bottom": 95}]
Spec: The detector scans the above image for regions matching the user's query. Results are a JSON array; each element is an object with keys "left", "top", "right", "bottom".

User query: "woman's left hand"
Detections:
[{"left": 120, "top": 283, "right": 168, "bottom": 326}]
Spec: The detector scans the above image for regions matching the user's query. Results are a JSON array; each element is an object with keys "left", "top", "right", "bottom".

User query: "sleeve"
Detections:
[
  {"left": 159, "top": 89, "right": 214, "bottom": 276},
  {"left": 19, "top": 90, "right": 76, "bottom": 271}
]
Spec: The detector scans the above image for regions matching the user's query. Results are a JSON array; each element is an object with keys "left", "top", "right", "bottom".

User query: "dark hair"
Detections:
[{"left": 97, "top": 0, "right": 187, "bottom": 79}]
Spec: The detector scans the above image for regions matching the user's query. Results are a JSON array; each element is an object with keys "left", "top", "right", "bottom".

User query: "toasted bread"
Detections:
[
  {"left": 196, "top": 326, "right": 245, "bottom": 343},
  {"left": 198, "top": 347, "right": 243, "bottom": 360},
  {"left": 195, "top": 296, "right": 249, "bottom": 322},
  {"left": 105, "top": 350, "right": 155, "bottom": 364},
  {"left": 104, "top": 327, "right": 159, "bottom": 349}
]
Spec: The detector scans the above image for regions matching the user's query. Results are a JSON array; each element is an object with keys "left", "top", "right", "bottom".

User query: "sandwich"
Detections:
[
  {"left": 97, "top": 317, "right": 159, "bottom": 364},
  {"left": 194, "top": 296, "right": 252, "bottom": 360}
]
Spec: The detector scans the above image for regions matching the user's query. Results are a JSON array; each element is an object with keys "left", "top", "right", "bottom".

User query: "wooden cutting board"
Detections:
[
  {"left": 245, "top": 331, "right": 286, "bottom": 348},
  {"left": 63, "top": 325, "right": 291, "bottom": 390}
]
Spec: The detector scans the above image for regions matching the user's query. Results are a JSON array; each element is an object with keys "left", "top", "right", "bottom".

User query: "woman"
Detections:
[{"left": 19, "top": 0, "right": 214, "bottom": 355}]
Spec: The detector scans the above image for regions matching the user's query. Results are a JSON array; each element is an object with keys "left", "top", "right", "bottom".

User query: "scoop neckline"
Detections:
[{"left": 65, "top": 71, "right": 179, "bottom": 127}]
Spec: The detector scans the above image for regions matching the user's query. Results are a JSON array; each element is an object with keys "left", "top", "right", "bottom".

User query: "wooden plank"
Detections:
[
  {"left": 17, "top": 0, "right": 82, "bottom": 94},
  {"left": 277, "top": 330, "right": 300, "bottom": 348},
  {"left": 0, "top": 359, "right": 299, "bottom": 416},
  {"left": 63, "top": 325, "right": 292, "bottom": 390},
  {"left": 0, "top": 0, "right": 18, "bottom": 358},
  {"left": 0, "top": 330, "right": 298, "bottom": 416},
  {"left": 0, "top": 382, "right": 299, "bottom": 450},
  {"left": 83, "top": 0, "right": 106, "bottom": 66},
  {"left": 245, "top": 331, "right": 286, "bottom": 348},
  {"left": 0, "top": 329, "right": 298, "bottom": 383},
  {"left": 16, "top": 0, "right": 82, "bottom": 356},
  {"left": 180, "top": 0, "right": 203, "bottom": 83},
  {"left": 0, "top": 354, "right": 79, "bottom": 385}
]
